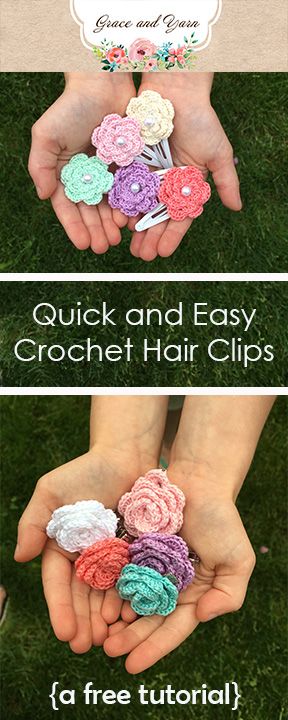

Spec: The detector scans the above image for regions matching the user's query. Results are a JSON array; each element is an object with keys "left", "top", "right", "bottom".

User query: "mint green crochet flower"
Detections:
[
  {"left": 116, "top": 563, "right": 178, "bottom": 616},
  {"left": 61, "top": 153, "right": 114, "bottom": 205}
]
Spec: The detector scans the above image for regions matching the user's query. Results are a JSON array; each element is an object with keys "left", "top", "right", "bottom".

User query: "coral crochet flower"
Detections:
[
  {"left": 118, "top": 469, "right": 185, "bottom": 537},
  {"left": 159, "top": 166, "right": 211, "bottom": 221},
  {"left": 126, "top": 90, "right": 174, "bottom": 145},
  {"left": 117, "top": 564, "right": 178, "bottom": 616},
  {"left": 108, "top": 162, "right": 160, "bottom": 217},
  {"left": 91, "top": 114, "right": 144, "bottom": 167},
  {"left": 75, "top": 538, "right": 129, "bottom": 590},
  {"left": 128, "top": 38, "right": 157, "bottom": 62},
  {"left": 129, "top": 533, "right": 195, "bottom": 591},
  {"left": 46, "top": 500, "right": 118, "bottom": 554},
  {"left": 60, "top": 154, "right": 114, "bottom": 205}
]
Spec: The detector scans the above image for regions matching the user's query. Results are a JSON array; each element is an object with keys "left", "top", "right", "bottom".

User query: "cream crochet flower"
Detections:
[
  {"left": 46, "top": 500, "right": 118, "bottom": 553},
  {"left": 126, "top": 90, "right": 175, "bottom": 146}
]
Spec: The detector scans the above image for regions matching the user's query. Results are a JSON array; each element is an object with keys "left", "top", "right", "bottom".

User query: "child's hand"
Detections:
[
  {"left": 104, "top": 492, "right": 255, "bottom": 673},
  {"left": 15, "top": 449, "right": 158, "bottom": 653},
  {"left": 28, "top": 73, "right": 136, "bottom": 252},
  {"left": 129, "top": 74, "right": 242, "bottom": 262},
  {"left": 15, "top": 396, "right": 168, "bottom": 653}
]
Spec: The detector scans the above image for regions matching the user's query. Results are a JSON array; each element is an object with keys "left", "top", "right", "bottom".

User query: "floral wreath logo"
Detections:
[{"left": 93, "top": 34, "right": 199, "bottom": 72}]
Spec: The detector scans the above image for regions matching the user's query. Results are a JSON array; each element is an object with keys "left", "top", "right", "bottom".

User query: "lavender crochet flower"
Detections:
[
  {"left": 129, "top": 533, "right": 195, "bottom": 591},
  {"left": 108, "top": 163, "right": 160, "bottom": 217}
]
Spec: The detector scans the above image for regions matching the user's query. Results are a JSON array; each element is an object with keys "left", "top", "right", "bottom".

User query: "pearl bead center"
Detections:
[
  {"left": 130, "top": 182, "right": 141, "bottom": 194},
  {"left": 181, "top": 185, "right": 192, "bottom": 197},
  {"left": 82, "top": 174, "right": 93, "bottom": 184},
  {"left": 144, "top": 116, "right": 156, "bottom": 127},
  {"left": 116, "top": 136, "right": 126, "bottom": 146}
]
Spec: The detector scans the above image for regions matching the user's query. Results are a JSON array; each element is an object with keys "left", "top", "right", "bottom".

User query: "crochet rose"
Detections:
[
  {"left": 117, "top": 469, "right": 185, "bottom": 537},
  {"left": 108, "top": 163, "right": 160, "bottom": 217},
  {"left": 60, "top": 154, "right": 114, "bottom": 205},
  {"left": 128, "top": 38, "right": 157, "bottom": 62},
  {"left": 129, "top": 533, "right": 195, "bottom": 591},
  {"left": 126, "top": 90, "right": 174, "bottom": 145},
  {"left": 159, "top": 166, "right": 211, "bottom": 221},
  {"left": 116, "top": 564, "right": 178, "bottom": 616},
  {"left": 75, "top": 538, "right": 129, "bottom": 590},
  {"left": 46, "top": 500, "right": 118, "bottom": 554},
  {"left": 91, "top": 114, "right": 144, "bottom": 167}
]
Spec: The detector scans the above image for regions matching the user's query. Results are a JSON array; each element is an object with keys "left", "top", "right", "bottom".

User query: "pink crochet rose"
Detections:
[
  {"left": 91, "top": 114, "right": 144, "bottom": 167},
  {"left": 128, "top": 38, "right": 157, "bottom": 62},
  {"left": 159, "top": 166, "right": 211, "bottom": 221},
  {"left": 118, "top": 469, "right": 185, "bottom": 537}
]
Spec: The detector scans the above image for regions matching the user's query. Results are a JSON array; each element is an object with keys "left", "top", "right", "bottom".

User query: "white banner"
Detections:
[{"left": 70, "top": 0, "right": 222, "bottom": 70}]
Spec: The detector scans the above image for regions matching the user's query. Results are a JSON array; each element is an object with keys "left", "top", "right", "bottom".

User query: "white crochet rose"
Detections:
[
  {"left": 46, "top": 500, "right": 118, "bottom": 553},
  {"left": 126, "top": 90, "right": 175, "bottom": 146}
]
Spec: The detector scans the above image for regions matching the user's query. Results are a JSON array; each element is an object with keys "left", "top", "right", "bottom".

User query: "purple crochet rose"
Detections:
[
  {"left": 108, "top": 162, "right": 160, "bottom": 217},
  {"left": 129, "top": 533, "right": 195, "bottom": 592}
]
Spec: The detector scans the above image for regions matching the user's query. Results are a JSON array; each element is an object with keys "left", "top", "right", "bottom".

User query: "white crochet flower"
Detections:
[
  {"left": 46, "top": 500, "right": 118, "bottom": 553},
  {"left": 126, "top": 90, "right": 175, "bottom": 146}
]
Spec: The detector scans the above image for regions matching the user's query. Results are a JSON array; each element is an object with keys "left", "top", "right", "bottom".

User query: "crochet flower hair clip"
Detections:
[
  {"left": 46, "top": 499, "right": 118, "bottom": 553},
  {"left": 126, "top": 90, "right": 175, "bottom": 169},
  {"left": 135, "top": 166, "right": 211, "bottom": 231},
  {"left": 117, "top": 468, "right": 185, "bottom": 537},
  {"left": 60, "top": 154, "right": 114, "bottom": 205}
]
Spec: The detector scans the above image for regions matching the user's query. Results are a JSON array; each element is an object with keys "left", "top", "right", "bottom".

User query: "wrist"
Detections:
[
  {"left": 167, "top": 457, "right": 244, "bottom": 507},
  {"left": 140, "top": 72, "right": 213, "bottom": 108},
  {"left": 65, "top": 72, "right": 133, "bottom": 96}
]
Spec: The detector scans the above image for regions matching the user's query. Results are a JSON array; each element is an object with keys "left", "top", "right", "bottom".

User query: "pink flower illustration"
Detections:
[
  {"left": 169, "top": 47, "right": 186, "bottom": 66},
  {"left": 106, "top": 47, "right": 126, "bottom": 64},
  {"left": 159, "top": 166, "right": 211, "bottom": 221},
  {"left": 91, "top": 114, "right": 145, "bottom": 167},
  {"left": 128, "top": 38, "right": 157, "bottom": 62},
  {"left": 144, "top": 58, "right": 158, "bottom": 71}
]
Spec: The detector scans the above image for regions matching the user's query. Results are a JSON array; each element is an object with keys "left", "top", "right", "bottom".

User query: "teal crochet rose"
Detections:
[
  {"left": 116, "top": 563, "right": 178, "bottom": 616},
  {"left": 60, "top": 153, "right": 114, "bottom": 205}
]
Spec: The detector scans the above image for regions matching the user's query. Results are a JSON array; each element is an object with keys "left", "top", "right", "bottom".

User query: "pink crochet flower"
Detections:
[
  {"left": 91, "top": 114, "right": 145, "bottom": 167},
  {"left": 128, "top": 38, "right": 157, "bottom": 62},
  {"left": 159, "top": 166, "right": 211, "bottom": 221},
  {"left": 118, "top": 469, "right": 185, "bottom": 537},
  {"left": 75, "top": 537, "right": 129, "bottom": 590}
]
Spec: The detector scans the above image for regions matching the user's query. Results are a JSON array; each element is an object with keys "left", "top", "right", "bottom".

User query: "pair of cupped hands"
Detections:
[
  {"left": 28, "top": 73, "right": 242, "bottom": 261},
  {"left": 15, "top": 445, "right": 255, "bottom": 674}
]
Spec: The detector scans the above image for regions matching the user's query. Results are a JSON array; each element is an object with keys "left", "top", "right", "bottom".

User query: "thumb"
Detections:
[
  {"left": 14, "top": 495, "right": 51, "bottom": 562},
  {"left": 28, "top": 123, "right": 60, "bottom": 200},
  {"left": 196, "top": 553, "right": 256, "bottom": 622},
  {"left": 209, "top": 142, "right": 242, "bottom": 212}
]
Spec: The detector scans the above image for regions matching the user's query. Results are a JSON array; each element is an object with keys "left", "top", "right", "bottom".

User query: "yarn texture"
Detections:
[
  {"left": 75, "top": 538, "right": 129, "bottom": 590},
  {"left": 129, "top": 533, "right": 195, "bottom": 591},
  {"left": 108, "top": 163, "right": 160, "bottom": 216},
  {"left": 117, "top": 564, "right": 178, "bottom": 616},
  {"left": 60, "top": 154, "right": 114, "bottom": 205},
  {"left": 126, "top": 90, "right": 175, "bottom": 145},
  {"left": 118, "top": 469, "right": 185, "bottom": 537},
  {"left": 159, "top": 166, "right": 211, "bottom": 221},
  {"left": 91, "top": 114, "right": 144, "bottom": 167},
  {"left": 46, "top": 500, "right": 118, "bottom": 553}
]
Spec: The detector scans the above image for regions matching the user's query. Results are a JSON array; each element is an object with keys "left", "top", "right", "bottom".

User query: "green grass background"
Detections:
[
  {"left": 0, "top": 395, "right": 287, "bottom": 720},
  {"left": 0, "top": 280, "right": 287, "bottom": 387},
  {"left": 0, "top": 73, "right": 287, "bottom": 273}
]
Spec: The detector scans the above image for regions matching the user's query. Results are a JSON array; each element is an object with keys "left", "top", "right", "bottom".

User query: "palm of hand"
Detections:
[
  {"left": 104, "top": 499, "right": 255, "bottom": 673},
  {"left": 29, "top": 82, "right": 136, "bottom": 252},
  {"left": 129, "top": 100, "right": 241, "bottom": 261},
  {"left": 16, "top": 449, "right": 151, "bottom": 654}
]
